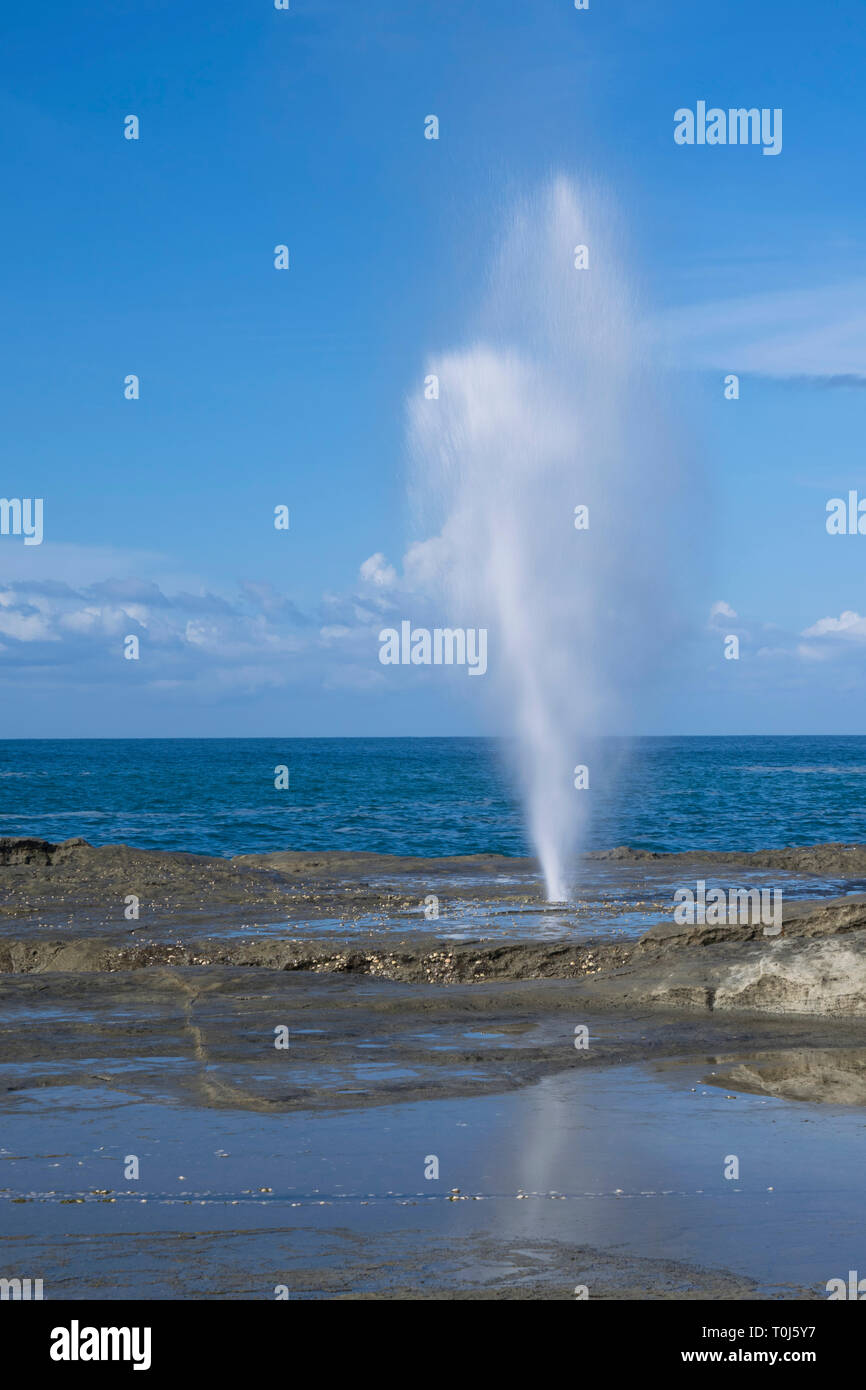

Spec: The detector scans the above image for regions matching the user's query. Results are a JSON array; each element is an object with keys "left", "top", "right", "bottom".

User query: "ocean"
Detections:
[{"left": 1, "top": 734, "right": 865, "bottom": 858}]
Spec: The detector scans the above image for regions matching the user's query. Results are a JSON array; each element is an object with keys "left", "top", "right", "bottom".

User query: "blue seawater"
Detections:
[{"left": 1, "top": 735, "right": 865, "bottom": 858}]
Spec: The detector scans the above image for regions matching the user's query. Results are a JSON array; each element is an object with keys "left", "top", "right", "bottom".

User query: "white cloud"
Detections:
[
  {"left": 0, "top": 609, "right": 56, "bottom": 641},
  {"left": 0, "top": 537, "right": 451, "bottom": 703},
  {"left": 710, "top": 599, "right": 738, "bottom": 621},
  {"left": 655, "top": 281, "right": 866, "bottom": 381},
  {"left": 359, "top": 552, "right": 397, "bottom": 588},
  {"left": 796, "top": 642, "right": 832, "bottom": 662},
  {"left": 802, "top": 610, "right": 866, "bottom": 639}
]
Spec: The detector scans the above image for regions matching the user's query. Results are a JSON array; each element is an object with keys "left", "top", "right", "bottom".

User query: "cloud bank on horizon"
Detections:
[{"left": 3, "top": 534, "right": 866, "bottom": 721}]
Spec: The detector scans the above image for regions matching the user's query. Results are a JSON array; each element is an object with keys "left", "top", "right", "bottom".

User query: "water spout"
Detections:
[{"left": 409, "top": 177, "right": 680, "bottom": 900}]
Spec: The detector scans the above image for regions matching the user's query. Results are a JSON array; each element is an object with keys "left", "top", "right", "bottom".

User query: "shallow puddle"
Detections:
[{"left": 1, "top": 1053, "right": 864, "bottom": 1297}]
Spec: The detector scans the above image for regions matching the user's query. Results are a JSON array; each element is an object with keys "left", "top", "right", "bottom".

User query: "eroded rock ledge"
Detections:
[{"left": 4, "top": 836, "right": 866, "bottom": 1016}]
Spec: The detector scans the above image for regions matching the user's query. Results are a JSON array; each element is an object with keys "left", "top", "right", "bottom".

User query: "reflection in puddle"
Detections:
[
  {"left": 3, "top": 1057, "right": 866, "bottom": 1296},
  {"left": 701, "top": 1048, "right": 866, "bottom": 1106}
]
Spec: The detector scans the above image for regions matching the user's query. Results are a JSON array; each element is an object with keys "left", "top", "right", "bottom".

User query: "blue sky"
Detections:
[{"left": 2, "top": 0, "right": 866, "bottom": 736}]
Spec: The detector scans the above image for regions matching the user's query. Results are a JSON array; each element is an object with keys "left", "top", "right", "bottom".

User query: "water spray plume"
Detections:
[{"left": 410, "top": 177, "right": 682, "bottom": 901}]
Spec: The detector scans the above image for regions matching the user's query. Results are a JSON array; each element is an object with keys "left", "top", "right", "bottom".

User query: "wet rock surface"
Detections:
[{"left": 4, "top": 836, "right": 866, "bottom": 1018}]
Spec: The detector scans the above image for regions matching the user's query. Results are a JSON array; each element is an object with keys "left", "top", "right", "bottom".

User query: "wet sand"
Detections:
[{"left": 3, "top": 835, "right": 866, "bottom": 1298}]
